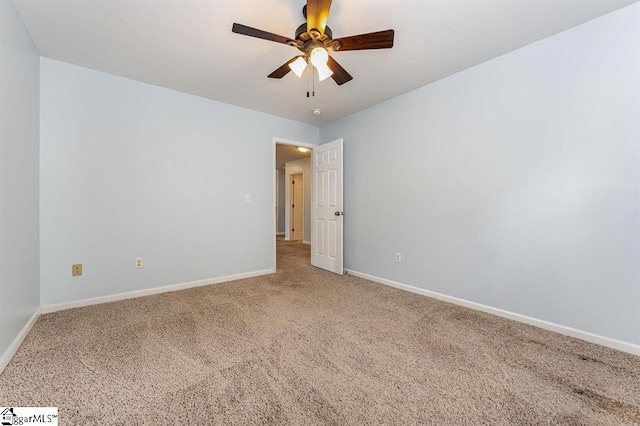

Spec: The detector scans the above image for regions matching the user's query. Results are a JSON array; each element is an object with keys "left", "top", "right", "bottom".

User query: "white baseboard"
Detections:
[
  {"left": 0, "top": 307, "right": 41, "bottom": 375},
  {"left": 41, "top": 268, "right": 275, "bottom": 314},
  {"left": 276, "top": 232, "right": 285, "bottom": 236},
  {"left": 346, "top": 269, "right": 640, "bottom": 356},
  {"left": 303, "top": 240, "right": 311, "bottom": 245}
]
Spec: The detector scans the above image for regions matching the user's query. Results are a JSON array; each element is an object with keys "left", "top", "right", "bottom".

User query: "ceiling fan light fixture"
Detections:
[
  {"left": 288, "top": 56, "right": 307, "bottom": 78},
  {"left": 310, "top": 47, "right": 329, "bottom": 67},
  {"left": 315, "top": 62, "right": 334, "bottom": 81},
  {"left": 233, "top": 2, "right": 394, "bottom": 86}
]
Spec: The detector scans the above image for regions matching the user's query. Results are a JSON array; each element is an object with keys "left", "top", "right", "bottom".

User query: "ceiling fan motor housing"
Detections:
[{"left": 294, "top": 23, "right": 334, "bottom": 54}]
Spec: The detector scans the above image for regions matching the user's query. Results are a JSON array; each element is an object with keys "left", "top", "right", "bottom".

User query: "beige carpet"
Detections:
[{"left": 1, "top": 239, "right": 639, "bottom": 425}]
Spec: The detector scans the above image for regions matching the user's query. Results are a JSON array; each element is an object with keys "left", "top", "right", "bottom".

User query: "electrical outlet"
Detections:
[
  {"left": 72, "top": 263, "right": 83, "bottom": 276},
  {"left": 135, "top": 258, "right": 143, "bottom": 269},
  {"left": 395, "top": 253, "right": 401, "bottom": 263}
]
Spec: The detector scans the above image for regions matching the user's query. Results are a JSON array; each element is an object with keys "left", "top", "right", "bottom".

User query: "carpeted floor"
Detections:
[{"left": 1, "top": 238, "right": 639, "bottom": 425}]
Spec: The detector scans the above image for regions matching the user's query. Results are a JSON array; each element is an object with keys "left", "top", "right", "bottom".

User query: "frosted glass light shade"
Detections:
[
  {"left": 288, "top": 56, "right": 307, "bottom": 78},
  {"left": 310, "top": 47, "right": 329, "bottom": 67},
  {"left": 315, "top": 62, "right": 333, "bottom": 81}
]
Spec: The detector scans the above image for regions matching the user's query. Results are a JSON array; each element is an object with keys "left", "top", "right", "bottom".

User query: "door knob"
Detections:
[{"left": 334, "top": 211, "right": 344, "bottom": 216}]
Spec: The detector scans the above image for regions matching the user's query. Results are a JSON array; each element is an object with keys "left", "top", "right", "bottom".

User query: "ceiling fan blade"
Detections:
[
  {"left": 232, "top": 23, "right": 293, "bottom": 45},
  {"left": 306, "top": 0, "right": 332, "bottom": 36},
  {"left": 268, "top": 57, "right": 300, "bottom": 79},
  {"left": 327, "top": 56, "right": 353, "bottom": 85},
  {"left": 332, "top": 29, "right": 394, "bottom": 51}
]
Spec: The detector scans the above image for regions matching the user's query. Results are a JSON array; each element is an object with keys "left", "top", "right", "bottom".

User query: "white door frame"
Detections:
[
  {"left": 272, "top": 137, "right": 317, "bottom": 269},
  {"left": 275, "top": 170, "right": 284, "bottom": 236}
]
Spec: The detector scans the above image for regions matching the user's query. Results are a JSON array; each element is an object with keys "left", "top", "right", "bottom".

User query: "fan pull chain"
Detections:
[{"left": 305, "top": 66, "right": 319, "bottom": 97}]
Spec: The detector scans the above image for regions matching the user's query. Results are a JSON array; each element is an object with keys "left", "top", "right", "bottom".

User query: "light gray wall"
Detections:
[
  {"left": 320, "top": 4, "right": 640, "bottom": 345},
  {"left": 277, "top": 169, "right": 286, "bottom": 233},
  {"left": 0, "top": 2, "right": 40, "bottom": 354},
  {"left": 285, "top": 157, "right": 311, "bottom": 242},
  {"left": 40, "top": 58, "right": 318, "bottom": 306}
]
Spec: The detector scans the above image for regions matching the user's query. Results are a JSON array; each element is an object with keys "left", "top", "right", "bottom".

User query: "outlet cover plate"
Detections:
[{"left": 72, "top": 263, "right": 83, "bottom": 276}]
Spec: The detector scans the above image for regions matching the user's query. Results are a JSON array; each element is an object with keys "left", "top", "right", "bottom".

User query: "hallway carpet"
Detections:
[{"left": 1, "top": 239, "right": 639, "bottom": 425}]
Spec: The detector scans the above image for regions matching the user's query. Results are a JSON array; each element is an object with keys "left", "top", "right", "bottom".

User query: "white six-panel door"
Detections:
[{"left": 311, "top": 139, "right": 343, "bottom": 275}]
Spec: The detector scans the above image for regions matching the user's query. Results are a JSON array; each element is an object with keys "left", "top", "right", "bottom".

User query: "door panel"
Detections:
[
  {"left": 316, "top": 171, "right": 325, "bottom": 207},
  {"left": 328, "top": 169, "right": 337, "bottom": 206},
  {"left": 316, "top": 220, "right": 325, "bottom": 255},
  {"left": 328, "top": 220, "right": 337, "bottom": 259},
  {"left": 311, "top": 139, "right": 343, "bottom": 274}
]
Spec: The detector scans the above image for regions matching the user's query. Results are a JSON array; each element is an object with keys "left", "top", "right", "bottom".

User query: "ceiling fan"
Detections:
[{"left": 232, "top": 0, "right": 394, "bottom": 86}]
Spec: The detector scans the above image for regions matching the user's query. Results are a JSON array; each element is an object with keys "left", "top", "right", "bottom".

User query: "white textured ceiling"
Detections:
[{"left": 13, "top": 0, "right": 638, "bottom": 126}]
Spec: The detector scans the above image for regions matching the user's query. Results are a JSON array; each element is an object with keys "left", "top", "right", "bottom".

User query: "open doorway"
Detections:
[
  {"left": 290, "top": 173, "right": 304, "bottom": 241},
  {"left": 284, "top": 158, "right": 310, "bottom": 243},
  {"left": 272, "top": 138, "right": 316, "bottom": 269}
]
